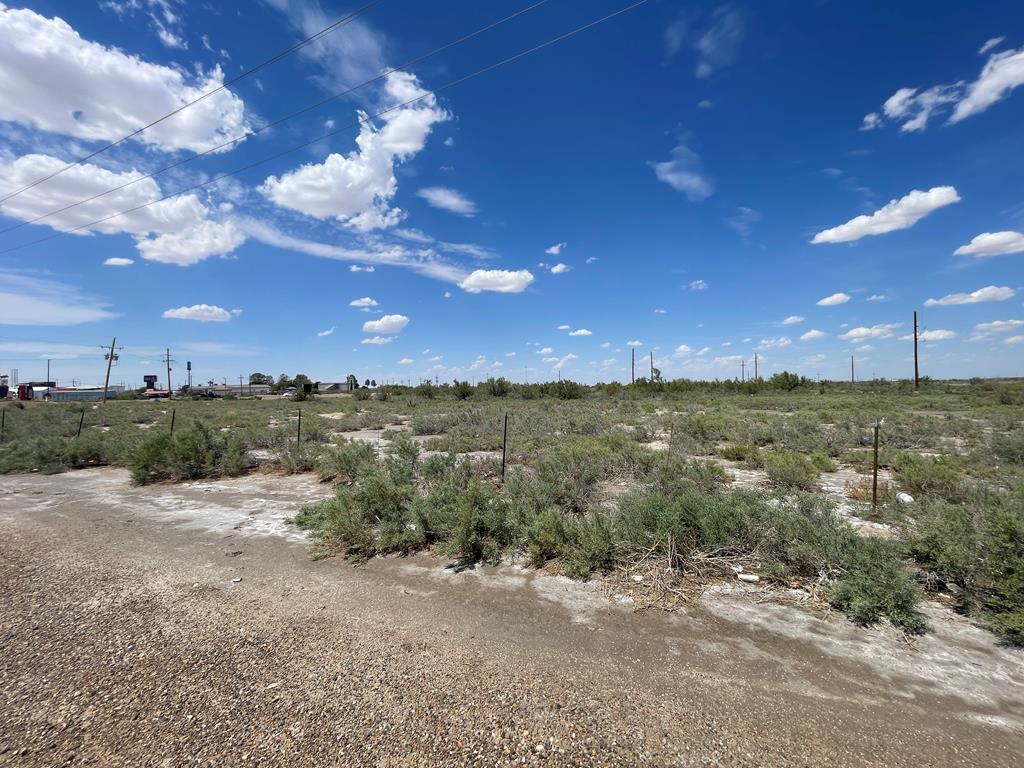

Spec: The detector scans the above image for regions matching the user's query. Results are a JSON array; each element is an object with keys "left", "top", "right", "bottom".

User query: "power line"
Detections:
[
  {"left": 0, "top": 0, "right": 650, "bottom": 257},
  {"left": 0, "top": 0, "right": 550, "bottom": 235},
  {"left": 0, "top": 0, "right": 386, "bottom": 206}
]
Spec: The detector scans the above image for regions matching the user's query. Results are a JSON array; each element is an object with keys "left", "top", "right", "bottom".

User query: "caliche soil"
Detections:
[{"left": 1, "top": 469, "right": 1022, "bottom": 767}]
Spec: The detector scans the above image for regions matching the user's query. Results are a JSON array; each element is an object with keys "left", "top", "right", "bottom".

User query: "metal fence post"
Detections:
[
  {"left": 77, "top": 410, "right": 85, "bottom": 438},
  {"left": 501, "top": 411, "right": 509, "bottom": 482},
  {"left": 872, "top": 418, "right": 882, "bottom": 512},
  {"left": 297, "top": 408, "right": 302, "bottom": 445},
  {"left": 170, "top": 408, "right": 176, "bottom": 437}
]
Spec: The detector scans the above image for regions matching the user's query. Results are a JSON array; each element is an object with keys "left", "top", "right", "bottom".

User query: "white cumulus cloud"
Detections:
[
  {"left": 550, "top": 263, "right": 570, "bottom": 274},
  {"left": 361, "top": 335, "right": 392, "bottom": 345},
  {"left": 349, "top": 296, "right": 379, "bottom": 308},
  {"left": 782, "top": 315, "right": 804, "bottom": 325},
  {"left": 458, "top": 269, "right": 534, "bottom": 294},
  {"left": 954, "top": 231, "right": 1024, "bottom": 258},
  {"left": 800, "top": 329, "right": 826, "bottom": 341},
  {"left": 568, "top": 329, "right": 592, "bottom": 337},
  {"left": 162, "top": 303, "right": 232, "bottom": 322},
  {"left": 260, "top": 72, "right": 446, "bottom": 231},
  {"left": 0, "top": 4, "right": 249, "bottom": 153},
  {"left": 362, "top": 314, "right": 409, "bottom": 334},
  {"left": 812, "top": 187, "right": 959, "bottom": 244},
  {"left": 924, "top": 285, "right": 1015, "bottom": 306},
  {"left": 839, "top": 323, "right": 902, "bottom": 341},
  {"left": 816, "top": 292, "right": 851, "bottom": 306},
  {"left": 545, "top": 242, "right": 566, "bottom": 255},
  {"left": 969, "top": 319, "right": 1024, "bottom": 341},
  {"left": 103, "top": 257, "right": 134, "bottom": 266}
]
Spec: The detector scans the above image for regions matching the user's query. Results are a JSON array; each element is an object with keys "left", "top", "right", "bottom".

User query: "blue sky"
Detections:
[{"left": 0, "top": 0, "right": 1022, "bottom": 387}]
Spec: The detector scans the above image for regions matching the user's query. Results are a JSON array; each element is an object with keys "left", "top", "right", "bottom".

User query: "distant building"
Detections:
[
  {"left": 316, "top": 381, "right": 356, "bottom": 394},
  {"left": 22, "top": 385, "right": 123, "bottom": 402},
  {"left": 199, "top": 383, "right": 273, "bottom": 397}
]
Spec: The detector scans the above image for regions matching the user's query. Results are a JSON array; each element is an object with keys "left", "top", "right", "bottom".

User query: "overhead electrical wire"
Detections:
[
  {"left": 0, "top": 0, "right": 387, "bottom": 205},
  {"left": 0, "top": 0, "right": 651, "bottom": 257},
  {"left": 0, "top": 0, "right": 551, "bottom": 235}
]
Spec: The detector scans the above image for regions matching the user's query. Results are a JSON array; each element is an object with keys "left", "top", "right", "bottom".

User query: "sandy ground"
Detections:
[{"left": 1, "top": 468, "right": 1023, "bottom": 767}]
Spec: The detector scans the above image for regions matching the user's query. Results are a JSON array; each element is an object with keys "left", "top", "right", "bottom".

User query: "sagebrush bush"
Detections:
[
  {"left": 316, "top": 439, "right": 376, "bottom": 484},
  {"left": 907, "top": 484, "right": 1024, "bottom": 646},
  {"left": 130, "top": 422, "right": 246, "bottom": 485},
  {"left": 763, "top": 450, "right": 819, "bottom": 491},
  {"left": 894, "top": 453, "right": 965, "bottom": 502}
]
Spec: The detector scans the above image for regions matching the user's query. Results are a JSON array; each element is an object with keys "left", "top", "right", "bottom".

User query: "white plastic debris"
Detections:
[
  {"left": 737, "top": 573, "right": 760, "bottom": 584},
  {"left": 896, "top": 492, "right": 914, "bottom": 504},
  {"left": 631, "top": 575, "right": 644, "bottom": 583}
]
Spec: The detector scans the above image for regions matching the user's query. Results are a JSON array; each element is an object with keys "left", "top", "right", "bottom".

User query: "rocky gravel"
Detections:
[{"left": 1, "top": 469, "right": 1022, "bottom": 766}]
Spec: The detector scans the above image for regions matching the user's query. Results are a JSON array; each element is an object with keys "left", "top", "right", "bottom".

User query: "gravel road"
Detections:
[{"left": 1, "top": 468, "right": 1022, "bottom": 766}]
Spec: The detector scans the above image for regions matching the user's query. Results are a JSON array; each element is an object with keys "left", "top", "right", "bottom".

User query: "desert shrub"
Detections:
[
  {"left": 721, "top": 443, "right": 756, "bottom": 462},
  {"left": 452, "top": 380, "right": 474, "bottom": 400},
  {"left": 485, "top": 377, "right": 511, "bottom": 397},
  {"left": 992, "top": 432, "right": 1024, "bottom": 466},
  {"left": 763, "top": 450, "right": 819, "bottom": 491},
  {"left": 317, "top": 439, "right": 377, "bottom": 484},
  {"left": 809, "top": 451, "right": 838, "bottom": 473},
  {"left": 907, "top": 486, "right": 1024, "bottom": 645},
  {"left": 894, "top": 453, "right": 964, "bottom": 502},
  {"left": 533, "top": 441, "right": 611, "bottom": 515},
  {"left": 826, "top": 539, "right": 927, "bottom": 633},
  {"left": 130, "top": 422, "right": 246, "bottom": 485},
  {"left": 648, "top": 453, "right": 729, "bottom": 496},
  {"left": 281, "top": 442, "right": 320, "bottom": 474}
]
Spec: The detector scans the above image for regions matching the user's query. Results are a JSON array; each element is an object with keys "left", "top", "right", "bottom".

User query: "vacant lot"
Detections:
[{"left": 1, "top": 378, "right": 1023, "bottom": 764}]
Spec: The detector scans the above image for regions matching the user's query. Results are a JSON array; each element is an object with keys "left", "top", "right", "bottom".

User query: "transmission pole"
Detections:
[
  {"left": 850, "top": 355, "right": 855, "bottom": 384},
  {"left": 754, "top": 352, "right": 758, "bottom": 381},
  {"left": 101, "top": 337, "right": 118, "bottom": 404},
  {"left": 649, "top": 351, "right": 654, "bottom": 381},
  {"left": 164, "top": 348, "right": 174, "bottom": 398},
  {"left": 741, "top": 359, "right": 745, "bottom": 382},
  {"left": 913, "top": 310, "right": 920, "bottom": 389},
  {"left": 631, "top": 348, "right": 635, "bottom": 384}
]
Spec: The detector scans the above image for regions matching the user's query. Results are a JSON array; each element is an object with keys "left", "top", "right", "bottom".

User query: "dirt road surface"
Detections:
[{"left": 1, "top": 468, "right": 1022, "bottom": 766}]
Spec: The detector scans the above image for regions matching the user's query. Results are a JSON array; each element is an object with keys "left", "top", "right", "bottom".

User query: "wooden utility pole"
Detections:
[
  {"left": 649, "top": 351, "right": 654, "bottom": 381},
  {"left": 913, "top": 311, "right": 920, "bottom": 389},
  {"left": 754, "top": 353, "right": 759, "bottom": 381},
  {"left": 164, "top": 348, "right": 173, "bottom": 399},
  {"left": 101, "top": 337, "right": 117, "bottom": 404}
]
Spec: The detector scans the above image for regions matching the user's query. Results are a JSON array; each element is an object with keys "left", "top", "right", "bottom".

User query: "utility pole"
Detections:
[
  {"left": 913, "top": 311, "right": 920, "bottom": 389},
  {"left": 101, "top": 337, "right": 118, "bottom": 404},
  {"left": 649, "top": 351, "right": 654, "bottom": 381},
  {"left": 850, "top": 355, "right": 855, "bottom": 384},
  {"left": 740, "top": 359, "right": 745, "bottom": 382},
  {"left": 238, "top": 374, "right": 244, "bottom": 396},
  {"left": 46, "top": 359, "right": 51, "bottom": 385},
  {"left": 754, "top": 353, "right": 759, "bottom": 381},
  {"left": 631, "top": 348, "right": 635, "bottom": 384},
  {"left": 164, "top": 348, "right": 174, "bottom": 398}
]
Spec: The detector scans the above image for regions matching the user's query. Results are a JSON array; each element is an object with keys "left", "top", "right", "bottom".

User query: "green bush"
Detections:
[
  {"left": 907, "top": 485, "right": 1024, "bottom": 646},
  {"left": 809, "top": 451, "right": 838, "bottom": 473},
  {"left": 763, "top": 450, "right": 819, "bottom": 491},
  {"left": 317, "top": 439, "right": 377, "bottom": 484},
  {"left": 992, "top": 432, "right": 1024, "bottom": 466},
  {"left": 894, "top": 453, "right": 964, "bottom": 502},
  {"left": 129, "top": 422, "right": 246, "bottom": 485}
]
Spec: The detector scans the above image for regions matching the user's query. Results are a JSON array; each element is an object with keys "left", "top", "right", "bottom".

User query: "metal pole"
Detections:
[
  {"left": 169, "top": 408, "right": 176, "bottom": 436},
  {"left": 872, "top": 420, "right": 880, "bottom": 512},
  {"left": 102, "top": 337, "right": 116, "bottom": 404},
  {"left": 297, "top": 409, "right": 302, "bottom": 445},
  {"left": 649, "top": 351, "right": 654, "bottom": 381},
  {"left": 851, "top": 355, "right": 855, "bottom": 384},
  {"left": 77, "top": 410, "right": 85, "bottom": 438},
  {"left": 631, "top": 348, "right": 635, "bottom": 384},
  {"left": 754, "top": 353, "right": 758, "bottom": 381},
  {"left": 913, "top": 311, "right": 920, "bottom": 389},
  {"left": 46, "top": 359, "right": 50, "bottom": 384},
  {"left": 501, "top": 411, "right": 509, "bottom": 482}
]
